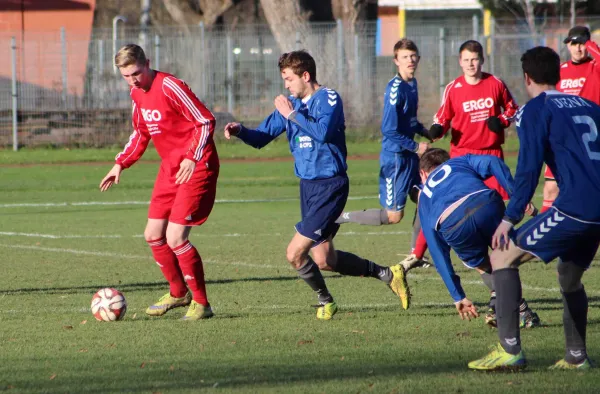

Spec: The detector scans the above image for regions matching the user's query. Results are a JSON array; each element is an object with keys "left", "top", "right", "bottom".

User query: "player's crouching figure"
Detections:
[
  {"left": 416, "top": 148, "right": 539, "bottom": 328},
  {"left": 224, "top": 50, "right": 411, "bottom": 319},
  {"left": 100, "top": 44, "right": 219, "bottom": 320}
]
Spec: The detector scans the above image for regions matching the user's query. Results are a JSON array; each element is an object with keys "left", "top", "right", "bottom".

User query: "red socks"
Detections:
[
  {"left": 413, "top": 230, "right": 428, "bottom": 260},
  {"left": 147, "top": 238, "right": 188, "bottom": 298},
  {"left": 540, "top": 199, "right": 554, "bottom": 213},
  {"left": 172, "top": 241, "right": 209, "bottom": 307}
]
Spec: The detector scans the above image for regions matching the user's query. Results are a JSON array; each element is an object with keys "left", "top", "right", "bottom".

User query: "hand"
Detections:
[
  {"left": 274, "top": 95, "right": 294, "bottom": 118},
  {"left": 455, "top": 298, "right": 479, "bottom": 321},
  {"left": 491, "top": 220, "right": 513, "bottom": 250},
  {"left": 429, "top": 124, "right": 444, "bottom": 140},
  {"left": 224, "top": 122, "right": 241, "bottom": 139},
  {"left": 99, "top": 164, "right": 123, "bottom": 192},
  {"left": 176, "top": 158, "right": 196, "bottom": 185},
  {"left": 417, "top": 142, "right": 430, "bottom": 155},
  {"left": 486, "top": 116, "right": 504, "bottom": 134}
]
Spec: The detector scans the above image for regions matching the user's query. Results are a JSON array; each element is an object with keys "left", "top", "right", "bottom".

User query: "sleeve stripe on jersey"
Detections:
[
  {"left": 162, "top": 77, "right": 212, "bottom": 161},
  {"left": 116, "top": 101, "right": 142, "bottom": 165},
  {"left": 434, "top": 80, "right": 455, "bottom": 124}
]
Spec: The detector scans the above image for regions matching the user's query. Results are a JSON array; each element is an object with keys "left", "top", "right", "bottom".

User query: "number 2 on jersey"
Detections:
[
  {"left": 422, "top": 164, "right": 452, "bottom": 198},
  {"left": 574, "top": 115, "right": 600, "bottom": 161}
]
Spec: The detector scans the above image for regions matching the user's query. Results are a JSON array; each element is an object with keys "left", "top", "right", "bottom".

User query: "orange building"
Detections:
[{"left": 0, "top": 0, "right": 96, "bottom": 97}]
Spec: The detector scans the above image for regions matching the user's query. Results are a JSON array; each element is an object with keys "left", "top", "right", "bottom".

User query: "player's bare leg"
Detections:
[
  {"left": 286, "top": 233, "right": 336, "bottom": 319},
  {"left": 166, "top": 222, "right": 212, "bottom": 320},
  {"left": 144, "top": 219, "right": 191, "bottom": 316},
  {"left": 542, "top": 180, "right": 559, "bottom": 213}
]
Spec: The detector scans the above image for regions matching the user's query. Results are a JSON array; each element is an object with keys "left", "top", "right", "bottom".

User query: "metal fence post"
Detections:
[
  {"left": 11, "top": 37, "right": 18, "bottom": 151},
  {"left": 439, "top": 28, "right": 445, "bottom": 103},
  {"left": 112, "top": 15, "right": 127, "bottom": 74},
  {"left": 98, "top": 39, "right": 104, "bottom": 73},
  {"left": 154, "top": 34, "right": 160, "bottom": 70},
  {"left": 200, "top": 22, "right": 206, "bottom": 98},
  {"left": 490, "top": 17, "right": 496, "bottom": 75},
  {"left": 226, "top": 34, "right": 234, "bottom": 114},
  {"left": 472, "top": 14, "right": 479, "bottom": 41},
  {"left": 61, "top": 27, "right": 68, "bottom": 107},
  {"left": 336, "top": 19, "right": 343, "bottom": 89},
  {"left": 354, "top": 34, "right": 360, "bottom": 84}
]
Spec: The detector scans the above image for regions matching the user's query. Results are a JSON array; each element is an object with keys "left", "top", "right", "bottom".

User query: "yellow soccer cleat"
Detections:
[
  {"left": 549, "top": 358, "right": 594, "bottom": 370},
  {"left": 181, "top": 300, "right": 214, "bottom": 321},
  {"left": 468, "top": 343, "right": 527, "bottom": 371},
  {"left": 389, "top": 264, "right": 411, "bottom": 310},
  {"left": 316, "top": 302, "right": 338, "bottom": 320},
  {"left": 145, "top": 292, "right": 192, "bottom": 316}
]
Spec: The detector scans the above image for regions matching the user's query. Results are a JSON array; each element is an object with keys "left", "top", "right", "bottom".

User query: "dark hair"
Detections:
[
  {"left": 420, "top": 148, "right": 451, "bottom": 172},
  {"left": 394, "top": 38, "right": 419, "bottom": 58},
  {"left": 278, "top": 50, "right": 317, "bottom": 82},
  {"left": 520, "top": 46, "right": 560, "bottom": 85},
  {"left": 459, "top": 40, "right": 484, "bottom": 61}
]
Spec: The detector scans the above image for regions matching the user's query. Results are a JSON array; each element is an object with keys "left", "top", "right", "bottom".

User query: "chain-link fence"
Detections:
[{"left": 1, "top": 16, "right": 600, "bottom": 148}]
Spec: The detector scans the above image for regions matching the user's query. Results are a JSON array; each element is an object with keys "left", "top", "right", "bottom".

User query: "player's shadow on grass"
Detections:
[
  {"left": 0, "top": 275, "right": 345, "bottom": 296},
  {"left": 527, "top": 296, "right": 600, "bottom": 310}
]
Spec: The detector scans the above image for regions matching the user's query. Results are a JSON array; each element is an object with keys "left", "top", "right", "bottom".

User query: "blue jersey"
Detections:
[
  {"left": 381, "top": 76, "right": 425, "bottom": 153},
  {"left": 418, "top": 155, "right": 515, "bottom": 301},
  {"left": 236, "top": 87, "right": 347, "bottom": 180},
  {"left": 505, "top": 91, "right": 600, "bottom": 224}
]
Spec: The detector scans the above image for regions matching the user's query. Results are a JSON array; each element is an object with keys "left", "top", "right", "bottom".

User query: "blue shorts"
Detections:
[
  {"left": 439, "top": 190, "right": 505, "bottom": 269},
  {"left": 296, "top": 175, "right": 349, "bottom": 246},
  {"left": 512, "top": 208, "right": 600, "bottom": 269},
  {"left": 379, "top": 149, "right": 420, "bottom": 212}
]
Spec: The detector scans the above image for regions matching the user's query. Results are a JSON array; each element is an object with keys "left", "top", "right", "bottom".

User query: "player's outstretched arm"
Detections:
[
  {"left": 226, "top": 112, "right": 286, "bottom": 149},
  {"left": 99, "top": 164, "right": 123, "bottom": 192}
]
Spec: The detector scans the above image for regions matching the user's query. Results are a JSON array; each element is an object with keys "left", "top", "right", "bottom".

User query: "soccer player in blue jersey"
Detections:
[
  {"left": 223, "top": 50, "right": 411, "bottom": 319},
  {"left": 469, "top": 46, "right": 600, "bottom": 371},
  {"left": 417, "top": 149, "right": 539, "bottom": 326},
  {"left": 336, "top": 39, "right": 430, "bottom": 269}
]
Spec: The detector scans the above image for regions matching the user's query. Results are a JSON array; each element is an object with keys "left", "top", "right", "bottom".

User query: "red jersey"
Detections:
[
  {"left": 556, "top": 59, "right": 594, "bottom": 96},
  {"left": 116, "top": 71, "right": 218, "bottom": 171},
  {"left": 579, "top": 40, "right": 600, "bottom": 105},
  {"left": 433, "top": 72, "right": 519, "bottom": 150}
]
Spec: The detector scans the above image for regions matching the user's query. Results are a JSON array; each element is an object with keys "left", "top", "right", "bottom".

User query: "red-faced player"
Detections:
[
  {"left": 99, "top": 44, "right": 219, "bottom": 321},
  {"left": 543, "top": 26, "right": 600, "bottom": 212}
]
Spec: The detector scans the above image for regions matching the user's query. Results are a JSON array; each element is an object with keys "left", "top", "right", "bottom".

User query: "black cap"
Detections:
[{"left": 564, "top": 26, "right": 591, "bottom": 43}]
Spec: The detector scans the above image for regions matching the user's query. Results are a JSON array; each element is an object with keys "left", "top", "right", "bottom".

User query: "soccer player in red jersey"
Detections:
[
  {"left": 99, "top": 44, "right": 219, "bottom": 320},
  {"left": 543, "top": 26, "right": 600, "bottom": 212},
  {"left": 430, "top": 40, "right": 518, "bottom": 201}
]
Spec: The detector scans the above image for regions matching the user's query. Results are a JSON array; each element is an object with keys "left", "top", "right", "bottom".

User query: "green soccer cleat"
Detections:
[
  {"left": 549, "top": 358, "right": 594, "bottom": 370},
  {"left": 145, "top": 292, "right": 192, "bottom": 316},
  {"left": 468, "top": 343, "right": 527, "bottom": 371},
  {"left": 181, "top": 300, "right": 214, "bottom": 321},
  {"left": 316, "top": 302, "right": 338, "bottom": 320},
  {"left": 389, "top": 264, "right": 411, "bottom": 310},
  {"left": 520, "top": 308, "right": 541, "bottom": 328}
]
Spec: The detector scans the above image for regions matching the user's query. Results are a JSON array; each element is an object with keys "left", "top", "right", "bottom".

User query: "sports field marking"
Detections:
[
  {"left": 0, "top": 195, "right": 377, "bottom": 209},
  {"left": 0, "top": 230, "right": 411, "bottom": 239},
  {"left": 1, "top": 242, "right": 592, "bottom": 297}
]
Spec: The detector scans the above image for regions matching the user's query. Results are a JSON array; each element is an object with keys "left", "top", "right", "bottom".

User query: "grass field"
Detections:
[{"left": 1, "top": 141, "right": 599, "bottom": 393}]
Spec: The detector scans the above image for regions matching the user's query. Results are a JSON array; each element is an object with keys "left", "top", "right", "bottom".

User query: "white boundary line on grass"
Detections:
[
  {"left": 0, "top": 195, "right": 377, "bottom": 209},
  {"left": 1, "top": 242, "right": 592, "bottom": 296},
  {"left": 0, "top": 230, "right": 412, "bottom": 239}
]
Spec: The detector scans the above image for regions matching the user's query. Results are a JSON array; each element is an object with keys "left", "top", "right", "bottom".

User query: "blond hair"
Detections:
[{"left": 115, "top": 44, "right": 147, "bottom": 68}]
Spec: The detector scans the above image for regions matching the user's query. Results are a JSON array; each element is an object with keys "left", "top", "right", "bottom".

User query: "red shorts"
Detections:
[
  {"left": 544, "top": 165, "right": 555, "bottom": 180},
  {"left": 450, "top": 146, "right": 509, "bottom": 201},
  {"left": 148, "top": 164, "right": 219, "bottom": 226}
]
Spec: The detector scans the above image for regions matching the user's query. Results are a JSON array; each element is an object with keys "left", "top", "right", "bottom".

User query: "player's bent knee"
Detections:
[
  {"left": 557, "top": 261, "right": 584, "bottom": 293},
  {"left": 144, "top": 229, "right": 164, "bottom": 242},
  {"left": 387, "top": 210, "right": 403, "bottom": 224},
  {"left": 286, "top": 246, "right": 305, "bottom": 268}
]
